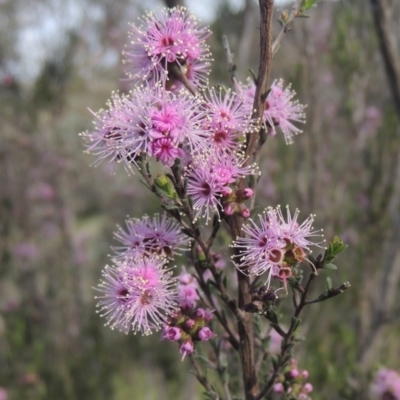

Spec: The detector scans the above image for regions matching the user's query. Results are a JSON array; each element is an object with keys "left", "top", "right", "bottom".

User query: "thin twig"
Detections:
[
  {"left": 190, "top": 356, "right": 218, "bottom": 397},
  {"left": 370, "top": 0, "right": 400, "bottom": 118},
  {"left": 255, "top": 272, "right": 315, "bottom": 400},
  {"left": 271, "top": 0, "right": 304, "bottom": 55},
  {"left": 169, "top": 63, "right": 198, "bottom": 96},
  {"left": 222, "top": 35, "right": 236, "bottom": 84}
]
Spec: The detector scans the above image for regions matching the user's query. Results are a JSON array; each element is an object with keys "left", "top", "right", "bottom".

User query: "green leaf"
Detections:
[
  {"left": 154, "top": 174, "right": 179, "bottom": 201},
  {"left": 301, "top": 0, "right": 318, "bottom": 11},
  {"left": 326, "top": 277, "right": 333, "bottom": 290},
  {"left": 324, "top": 263, "right": 337, "bottom": 270}
]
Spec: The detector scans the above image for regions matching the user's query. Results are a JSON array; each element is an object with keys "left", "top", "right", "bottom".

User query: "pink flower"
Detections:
[
  {"left": 370, "top": 368, "right": 400, "bottom": 400},
  {"left": 178, "top": 272, "right": 198, "bottom": 287},
  {"left": 187, "top": 151, "right": 257, "bottom": 223},
  {"left": 179, "top": 285, "right": 199, "bottom": 308},
  {"left": 150, "top": 137, "right": 184, "bottom": 166},
  {"left": 95, "top": 256, "right": 178, "bottom": 335},
  {"left": 198, "top": 327, "right": 212, "bottom": 341},
  {"left": 201, "top": 87, "right": 252, "bottom": 154},
  {"left": 237, "top": 78, "right": 306, "bottom": 144},
  {"left": 113, "top": 213, "right": 189, "bottom": 261},
  {"left": 231, "top": 205, "right": 323, "bottom": 284},
  {"left": 124, "top": 7, "right": 212, "bottom": 89}
]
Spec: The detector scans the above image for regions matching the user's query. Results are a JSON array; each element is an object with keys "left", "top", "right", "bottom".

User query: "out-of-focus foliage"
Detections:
[{"left": 1, "top": 0, "right": 400, "bottom": 399}]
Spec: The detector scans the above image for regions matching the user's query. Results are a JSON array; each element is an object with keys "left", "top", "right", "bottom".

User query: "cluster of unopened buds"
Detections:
[
  {"left": 162, "top": 307, "right": 213, "bottom": 359},
  {"left": 222, "top": 186, "right": 253, "bottom": 218},
  {"left": 162, "top": 272, "right": 214, "bottom": 358},
  {"left": 273, "top": 359, "right": 313, "bottom": 400}
]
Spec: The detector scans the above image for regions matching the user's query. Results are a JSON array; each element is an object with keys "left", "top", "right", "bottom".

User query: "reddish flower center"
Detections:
[
  {"left": 118, "top": 288, "right": 129, "bottom": 302},
  {"left": 214, "top": 131, "right": 227, "bottom": 143},
  {"left": 105, "top": 128, "right": 122, "bottom": 141},
  {"left": 161, "top": 36, "right": 174, "bottom": 47},
  {"left": 140, "top": 290, "right": 153, "bottom": 305},
  {"left": 269, "top": 249, "right": 283, "bottom": 263},
  {"left": 201, "top": 182, "right": 211, "bottom": 196}
]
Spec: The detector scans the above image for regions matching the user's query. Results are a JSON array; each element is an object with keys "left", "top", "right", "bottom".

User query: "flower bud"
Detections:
[
  {"left": 241, "top": 208, "right": 250, "bottom": 218},
  {"left": 198, "top": 327, "right": 212, "bottom": 341},
  {"left": 163, "top": 326, "right": 182, "bottom": 342},
  {"left": 273, "top": 383, "right": 284, "bottom": 393},
  {"left": 221, "top": 186, "right": 233, "bottom": 197},
  {"left": 179, "top": 340, "right": 194, "bottom": 358},
  {"left": 195, "top": 308, "right": 206, "bottom": 319},
  {"left": 224, "top": 202, "right": 235, "bottom": 216},
  {"left": 300, "top": 370, "right": 309, "bottom": 379},
  {"left": 236, "top": 187, "right": 254, "bottom": 201},
  {"left": 289, "top": 368, "right": 299, "bottom": 378},
  {"left": 185, "top": 319, "right": 195, "bottom": 329},
  {"left": 303, "top": 383, "right": 313, "bottom": 393}
]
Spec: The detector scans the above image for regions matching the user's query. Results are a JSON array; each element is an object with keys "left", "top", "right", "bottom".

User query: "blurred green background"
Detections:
[{"left": 1, "top": 0, "right": 400, "bottom": 399}]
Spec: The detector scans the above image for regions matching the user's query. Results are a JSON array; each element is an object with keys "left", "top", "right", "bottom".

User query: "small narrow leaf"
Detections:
[{"left": 326, "top": 276, "right": 333, "bottom": 290}]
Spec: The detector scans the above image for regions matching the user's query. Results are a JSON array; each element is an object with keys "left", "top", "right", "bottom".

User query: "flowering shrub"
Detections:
[{"left": 82, "top": 4, "right": 351, "bottom": 399}]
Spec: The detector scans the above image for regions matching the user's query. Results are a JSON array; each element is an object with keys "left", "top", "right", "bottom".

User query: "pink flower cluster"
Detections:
[
  {"left": 232, "top": 205, "right": 323, "bottom": 286},
  {"left": 83, "top": 85, "right": 207, "bottom": 169},
  {"left": 95, "top": 256, "right": 177, "bottom": 335},
  {"left": 273, "top": 359, "right": 312, "bottom": 400},
  {"left": 162, "top": 272, "right": 214, "bottom": 358},
  {"left": 370, "top": 368, "right": 400, "bottom": 400}
]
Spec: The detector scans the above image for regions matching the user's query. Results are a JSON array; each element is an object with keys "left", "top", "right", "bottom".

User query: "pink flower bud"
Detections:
[
  {"left": 202, "top": 270, "right": 213, "bottom": 282},
  {"left": 224, "top": 202, "right": 235, "bottom": 216},
  {"left": 221, "top": 186, "right": 233, "bottom": 197},
  {"left": 179, "top": 340, "right": 194, "bottom": 359},
  {"left": 241, "top": 208, "right": 250, "bottom": 218},
  {"left": 203, "top": 309, "right": 213, "bottom": 322},
  {"left": 303, "top": 383, "right": 313, "bottom": 393},
  {"left": 198, "top": 327, "right": 212, "bottom": 341},
  {"left": 298, "top": 394, "right": 308, "bottom": 400},
  {"left": 300, "top": 370, "right": 309, "bottom": 379},
  {"left": 163, "top": 327, "right": 182, "bottom": 341},
  {"left": 213, "top": 253, "right": 226, "bottom": 269},
  {"left": 289, "top": 368, "right": 299, "bottom": 378},
  {"left": 185, "top": 319, "right": 195, "bottom": 329},
  {"left": 273, "top": 383, "right": 284, "bottom": 393},
  {"left": 195, "top": 308, "right": 206, "bottom": 319},
  {"left": 193, "top": 308, "right": 213, "bottom": 322},
  {"left": 236, "top": 188, "right": 254, "bottom": 201}
]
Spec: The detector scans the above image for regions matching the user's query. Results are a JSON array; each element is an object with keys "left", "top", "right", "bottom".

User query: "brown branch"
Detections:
[
  {"left": 227, "top": 1, "right": 274, "bottom": 399},
  {"left": 370, "top": 0, "right": 400, "bottom": 118}
]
